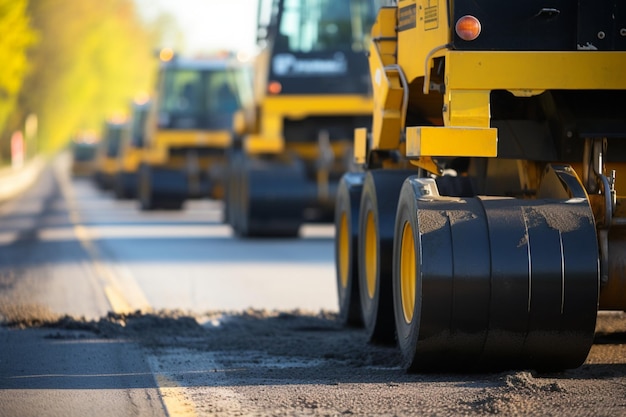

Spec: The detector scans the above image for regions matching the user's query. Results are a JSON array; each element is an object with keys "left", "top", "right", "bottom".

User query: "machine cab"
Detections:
[
  {"left": 154, "top": 55, "right": 251, "bottom": 132},
  {"left": 256, "top": 0, "right": 381, "bottom": 96}
]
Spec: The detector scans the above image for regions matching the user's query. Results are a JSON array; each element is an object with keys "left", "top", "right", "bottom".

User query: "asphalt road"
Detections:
[
  {"left": 0, "top": 157, "right": 337, "bottom": 417},
  {"left": 1, "top": 157, "right": 625, "bottom": 417},
  {"left": 0, "top": 157, "right": 337, "bottom": 318}
]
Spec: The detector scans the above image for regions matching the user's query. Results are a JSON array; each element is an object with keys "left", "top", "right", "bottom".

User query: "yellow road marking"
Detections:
[
  {"left": 154, "top": 374, "right": 199, "bottom": 417},
  {"left": 55, "top": 157, "right": 196, "bottom": 417}
]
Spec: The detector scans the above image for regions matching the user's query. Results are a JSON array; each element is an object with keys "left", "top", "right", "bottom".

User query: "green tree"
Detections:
[
  {"left": 0, "top": 0, "right": 37, "bottom": 146},
  {"left": 17, "top": 0, "right": 160, "bottom": 153}
]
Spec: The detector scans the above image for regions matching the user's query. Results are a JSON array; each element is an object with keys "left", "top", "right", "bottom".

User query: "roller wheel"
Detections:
[
  {"left": 139, "top": 165, "right": 184, "bottom": 211},
  {"left": 335, "top": 172, "right": 365, "bottom": 327},
  {"left": 235, "top": 156, "right": 303, "bottom": 238},
  {"left": 224, "top": 148, "right": 243, "bottom": 228},
  {"left": 358, "top": 169, "right": 415, "bottom": 343},
  {"left": 393, "top": 165, "right": 599, "bottom": 372},
  {"left": 139, "top": 165, "right": 157, "bottom": 210},
  {"left": 114, "top": 176, "right": 126, "bottom": 199},
  {"left": 157, "top": 198, "right": 184, "bottom": 210},
  {"left": 114, "top": 173, "right": 136, "bottom": 200},
  {"left": 235, "top": 163, "right": 254, "bottom": 237}
]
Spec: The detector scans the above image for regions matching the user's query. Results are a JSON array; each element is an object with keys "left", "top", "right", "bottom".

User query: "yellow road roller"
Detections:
[
  {"left": 335, "top": 0, "right": 626, "bottom": 371},
  {"left": 70, "top": 132, "right": 98, "bottom": 178},
  {"left": 93, "top": 117, "right": 127, "bottom": 191},
  {"left": 114, "top": 96, "right": 151, "bottom": 199},
  {"left": 225, "top": 0, "right": 380, "bottom": 237},
  {"left": 139, "top": 50, "right": 249, "bottom": 210}
]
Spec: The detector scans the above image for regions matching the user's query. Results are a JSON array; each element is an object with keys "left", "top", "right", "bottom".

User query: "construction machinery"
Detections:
[
  {"left": 225, "top": 0, "right": 379, "bottom": 237},
  {"left": 335, "top": 0, "right": 626, "bottom": 371},
  {"left": 114, "top": 96, "right": 151, "bottom": 199},
  {"left": 93, "top": 117, "right": 127, "bottom": 190},
  {"left": 70, "top": 131, "right": 98, "bottom": 177},
  {"left": 139, "top": 50, "right": 249, "bottom": 210}
]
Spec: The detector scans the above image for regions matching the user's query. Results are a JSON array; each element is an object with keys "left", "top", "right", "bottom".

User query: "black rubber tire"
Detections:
[
  {"left": 358, "top": 169, "right": 415, "bottom": 344},
  {"left": 114, "top": 173, "right": 136, "bottom": 200},
  {"left": 393, "top": 167, "right": 599, "bottom": 372},
  {"left": 138, "top": 164, "right": 156, "bottom": 211},
  {"left": 335, "top": 172, "right": 365, "bottom": 327}
]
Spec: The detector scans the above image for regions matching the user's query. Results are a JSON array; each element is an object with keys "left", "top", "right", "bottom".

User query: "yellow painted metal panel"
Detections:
[
  {"left": 383, "top": 71, "right": 404, "bottom": 113},
  {"left": 446, "top": 51, "right": 626, "bottom": 91},
  {"left": 371, "top": 7, "right": 398, "bottom": 67},
  {"left": 155, "top": 130, "right": 232, "bottom": 149},
  {"left": 262, "top": 95, "right": 373, "bottom": 118},
  {"left": 262, "top": 113, "right": 284, "bottom": 142},
  {"left": 372, "top": 7, "right": 397, "bottom": 37},
  {"left": 444, "top": 90, "right": 491, "bottom": 128},
  {"left": 141, "top": 146, "right": 168, "bottom": 165},
  {"left": 244, "top": 134, "right": 284, "bottom": 154},
  {"left": 369, "top": 35, "right": 403, "bottom": 151},
  {"left": 100, "top": 157, "right": 118, "bottom": 175},
  {"left": 397, "top": 0, "right": 450, "bottom": 83},
  {"left": 248, "top": 94, "right": 372, "bottom": 156},
  {"left": 354, "top": 128, "right": 367, "bottom": 165},
  {"left": 373, "top": 106, "right": 402, "bottom": 151},
  {"left": 371, "top": 68, "right": 404, "bottom": 150},
  {"left": 406, "top": 126, "right": 498, "bottom": 158},
  {"left": 120, "top": 148, "right": 143, "bottom": 173}
]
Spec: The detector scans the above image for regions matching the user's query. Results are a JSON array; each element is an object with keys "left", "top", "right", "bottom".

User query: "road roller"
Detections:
[
  {"left": 114, "top": 96, "right": 151, "bottom": 199},
  {"left": 138, "top": 49, "right": 250, "bottom": 210},
  {"left": 93, "top": 117, "right": 127, "bottom": 191},
  {"left": 335, "top": 0, "right": 626, "bottom": 371},
  {"left": 224, "top": 0, "right": 379, "bottom": 237}
]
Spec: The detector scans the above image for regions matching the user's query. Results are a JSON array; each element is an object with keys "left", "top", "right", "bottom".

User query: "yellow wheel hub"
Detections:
[
  {"left": 400, "top": 221, "right": 416, "bottom": 324},
  {"left": 364, "top": 211, "right": 377, "bottom": 299},
  {"left": 338, "top": 212, "right": 350, "bottom": 289}
]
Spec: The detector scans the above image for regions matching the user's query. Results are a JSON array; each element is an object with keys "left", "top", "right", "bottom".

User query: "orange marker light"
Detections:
[
  {"left": 268, "top": 81, "right": 282, "bottom": 95},
  {"left": 455, "top": 15, "right": 481, "bottom": 41},
  {"left": 160, "top": 48, "right": 174, "bottom": 62}
]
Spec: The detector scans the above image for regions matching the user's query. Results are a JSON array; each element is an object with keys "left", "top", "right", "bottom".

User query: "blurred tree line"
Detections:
[{"left": 0, "top": 0, "right": 178, "bottom": 164}]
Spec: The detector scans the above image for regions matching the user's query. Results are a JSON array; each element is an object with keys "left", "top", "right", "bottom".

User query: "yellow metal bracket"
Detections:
[
  {"left": 406, "top": 125, "right": 498, "bottom": 158},
  {"left": 244, "top": 134, "right": 284, "bottom": 155},
  {"left": 354, "top": 128, "right": 367, "bottom": 165},
  {"left": 368, "top": 7, "right": 404, "bottom": 152}
]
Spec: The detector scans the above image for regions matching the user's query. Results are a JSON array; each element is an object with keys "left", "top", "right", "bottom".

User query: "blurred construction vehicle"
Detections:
[
  {"left": 335, "top": 0, "right": 626, "bottom": 372},
  {"left": 224, "top": 0, "right": 380, "bottom": 237},
  {"left": 93, "top": 117, "right": 127, "bottom": 190},
  {"left": 138, "top": 49, "right": 249, "bottom": 210},
  {"left": 70, "top": 132, "right": 98, "bottom": 177},
  {"left": 114, "top": 95, "right": 151, "bottom": 199}
]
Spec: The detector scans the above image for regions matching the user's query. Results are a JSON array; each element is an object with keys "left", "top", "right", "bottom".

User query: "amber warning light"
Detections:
[
  {"left": 268, "top": 81, "right": 282, "bottom": 95},
  {"left": 455, "top": 15, "right": 481, "bottom": 41}
]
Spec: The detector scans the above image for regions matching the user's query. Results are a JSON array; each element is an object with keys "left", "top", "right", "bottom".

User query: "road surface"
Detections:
[{"left": 1, "top": 157, "right": 625, "bottom": 416}]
